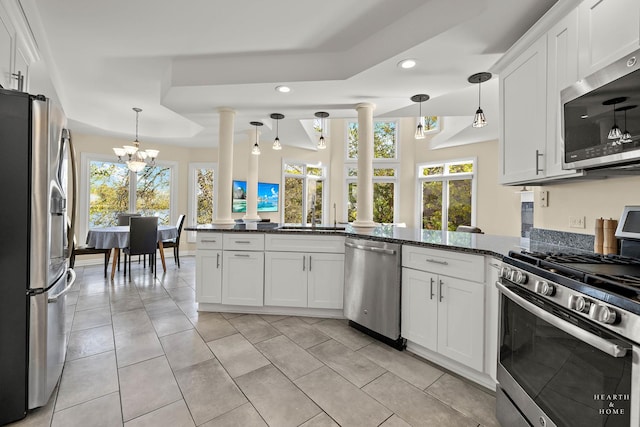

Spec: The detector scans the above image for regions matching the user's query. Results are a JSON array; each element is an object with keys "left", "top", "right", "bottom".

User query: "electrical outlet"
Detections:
[{"left": 569, "top": 216, "right": 586, "bottom": 229}]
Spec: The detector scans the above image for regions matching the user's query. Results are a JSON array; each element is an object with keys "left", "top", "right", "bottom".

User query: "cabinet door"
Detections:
[
  {"left": 195, "top": 250, "right": 222, "bottom": 303},
  {"left": 264, "top": 252, "right": 307, "bottom": 307},
  {"left": 579, "top": 0, "right": 640, "bottom": 78},
  {"left": 401, "top": 268, "right": 437, "bottom": 352},
  {"left": 500, "top": 36, "right": 547, "bottom": 184},
  {"left": 307, "top": 253, "right": 344, "bottom": 309},
  {"left": 222, "top": 251, "right": 264, "bottom": 306},
  {"left": 437, "top": 276, "right": 484, "bottom": 371},
  {"left": 546, "top": 8, "right": 582, "bottom": 179}
]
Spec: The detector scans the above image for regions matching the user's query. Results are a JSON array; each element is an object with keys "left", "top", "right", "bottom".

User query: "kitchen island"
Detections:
[{"left": 187, "top": 223, "right": 523, "bottom": 390}]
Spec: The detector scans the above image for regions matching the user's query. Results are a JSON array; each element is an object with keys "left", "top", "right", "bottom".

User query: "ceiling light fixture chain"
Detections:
[
  {"left": 270, "top": 113, "right": 284, "bottom": 150},
  {"left": 113, "top": 107, "right": 159, "bottom": 172},
  {"left": 315, "top": 111, "right": 329, "bottom": 150},
  {"left": 411, "top": 94, "right": 429, "bottom": 139},
  {"left": 468, "top": 72, "right": 491, "bottom": 128}
]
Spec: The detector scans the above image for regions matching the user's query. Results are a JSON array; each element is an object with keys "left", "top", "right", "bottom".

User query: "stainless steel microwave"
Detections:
[{"left": 562, "top": 48, "right": 640, "bottom": 170}]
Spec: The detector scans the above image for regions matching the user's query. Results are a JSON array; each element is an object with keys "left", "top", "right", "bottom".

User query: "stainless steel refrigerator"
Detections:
[{"left": 0, "top": 89, "right": 77, "bottom": 425}]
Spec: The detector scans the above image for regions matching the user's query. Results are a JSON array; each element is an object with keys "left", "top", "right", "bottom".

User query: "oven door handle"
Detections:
[{"left": 496, "top": 282, "right": 630, "bottom": 358}]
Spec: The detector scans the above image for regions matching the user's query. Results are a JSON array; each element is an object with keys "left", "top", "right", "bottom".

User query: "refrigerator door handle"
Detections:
[
  {"left": 65, "top": 129, "right": 78, "bottom": 259},
  {"left": 48, "top": 268, "right": 77, "bottom": 303}
]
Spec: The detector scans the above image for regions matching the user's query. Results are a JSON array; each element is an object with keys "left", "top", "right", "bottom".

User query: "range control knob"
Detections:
[
  {"left": 509, "top": 270, "right": 528, "bottom": 285},
  {"left": 534, "top": 280, "right": 555, "bottom": 296},
  {"left": 500, "top": 266, "right": 511, "bottom": 279},
  {"left": 590, "top": 304, "right": 619, "bottom": 324},
  {"left": 568, "top": 295, "right": 591, "bottom": 313}
]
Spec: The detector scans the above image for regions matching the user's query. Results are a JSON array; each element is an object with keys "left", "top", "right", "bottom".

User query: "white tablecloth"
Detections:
[{"left": 86, "top": 225, "right": 178, "bottom": 249}]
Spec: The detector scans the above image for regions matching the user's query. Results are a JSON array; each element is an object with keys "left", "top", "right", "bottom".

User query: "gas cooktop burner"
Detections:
[{"left": 507, "top": 250, "right": 640, "bottom": 309}]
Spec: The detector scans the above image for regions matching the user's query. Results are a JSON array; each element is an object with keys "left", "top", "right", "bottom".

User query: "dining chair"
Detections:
[
  {"left": 124, "top": 216, "right": 158, "bottom": 280},
  {"left": 117, "top": 213, "right": 141, "bottom": 269},
  {"left": 160, "top": 214, "right": 185, "bottom": 267},
  {"left": 70, "top": 235, "right": 111, "bottom": 278}
]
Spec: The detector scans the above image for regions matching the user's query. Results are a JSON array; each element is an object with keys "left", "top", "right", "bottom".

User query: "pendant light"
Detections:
[
  {"left": 410, "top": 94, "right": 430, "bottom": 139},
  {"left": 250, "top": 121, "right": 263, "bottom": 155},
  {"left": 603, "top": 97, "right": 626, "bottom": 140},
  {"left": 314, "top": 111, "right": 329, "bottom": 149},
  {"left": 618, "top": 105, "right": 635, "bottom": 143},
  {"left": 468, "top": 72, "right": 492, "bottom": 128},
  {"left": 270, "top": 113, "right": 284, "bottom": 150},
  {"left": 113, "top": 107, "right": 159, "bottom": 172}
]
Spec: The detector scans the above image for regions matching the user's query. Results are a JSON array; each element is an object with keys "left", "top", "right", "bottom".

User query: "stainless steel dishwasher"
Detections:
[{"left": 344, "top": 237, "right": 405, "bottom": 349}]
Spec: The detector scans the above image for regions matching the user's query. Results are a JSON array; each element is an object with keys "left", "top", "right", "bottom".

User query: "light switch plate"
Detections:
[{"left": 539, "top": 190, "right": 549, "bottom": 207}]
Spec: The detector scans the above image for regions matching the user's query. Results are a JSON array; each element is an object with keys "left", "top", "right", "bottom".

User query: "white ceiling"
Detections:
[{"left": 22, "top": 0, "right": 557, "bottom": 149}]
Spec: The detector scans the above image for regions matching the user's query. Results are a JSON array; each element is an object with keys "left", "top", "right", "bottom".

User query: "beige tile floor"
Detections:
[{"left": 9, "top": 256, "right": 499, "bottom": 427}]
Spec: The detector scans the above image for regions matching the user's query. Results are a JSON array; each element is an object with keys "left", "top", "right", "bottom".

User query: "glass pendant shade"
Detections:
[
  {"left": 620, "top": 106, "right": 634, "bottom": 143},
  {"left": 608, "top": 125, "right": 622, "bottom": 140},
  {"left": 410, "top": 94, "right": 429, "bottom": 140},
  {"left": 250, "top": 121, "right": 263, "bottom": 155},
  {"left": 468, "top": 72, "right": 491, "bottom": 128},
  {"left": 473, "top": 108, "right": 487, "bottom": 128},
  {"left": 317, "top": 135, "right": 327, "bottom": 149},
  {"left": 314, "top": 112, "right": 329, "bottom": 150},
  {"left": 270, "top": 113, "right": 284, "bottom": 150}
]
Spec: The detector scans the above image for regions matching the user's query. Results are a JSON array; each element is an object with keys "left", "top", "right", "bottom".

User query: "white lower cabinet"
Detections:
[
  {"left": 264, "top": 252, "right": 344, "bottom": 309},
  {"left": 222, "top": 250, "right": 264, "bottom": 306},
  {"left": 195, "top": 249, "right": 222, "bottom": 303},
  {"left": 402, "top": 267, "right": 484, "bottom": 371}
]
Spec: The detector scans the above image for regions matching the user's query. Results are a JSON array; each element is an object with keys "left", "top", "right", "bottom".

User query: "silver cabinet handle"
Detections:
[
  {"left": 48, "top": 269, "right": 77, "bottom": 303},
  {"left": 426, "top": 258, "right": 448, "bottom": 265},
  {"left": 489, "top": 263, "right": 501, "bottom": 269},
  {"left": 216, "top": 253, "right": 220, "bottom": 268},
  {"left": 303, "top": 255, "right": 306, "bottom": 271},
  {"left": 496, "top": 281, "right": 629, "bottom": 357},
  {"left": 536, "top": 149, "right": 544, "bottom": 175},
  {"left": 235, "top": 240, "right": 251, "bottom": 244},
  {"left": 234, "top": 254, "right": 250, "bottom": 258},
  {"left": 439, "top": 280, "right": 444, "bottom": 302},
  {"left": 201, "top": 239, "right": 217, "bottom": 243},
  {"left": 309, "top": 255, "right": 312, "bottom": 271},
  {"left": 430, "top": 277, "right": 435, "bottom": 300}
]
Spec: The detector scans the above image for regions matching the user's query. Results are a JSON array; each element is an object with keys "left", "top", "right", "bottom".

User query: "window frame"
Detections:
[
  {"left": 78, "top": 152, "right": 178, "bottom": 245},
  {"left": 187, "top": 162, "right": 217, "bottom": 243},
  {"left": 344, "top": 119, "right": 400, "bottom": 162},
  {"left": 415, "top": 157, "right": 477, "bottom": 232},
  {"left": 281, "top": 159, "right": 328, "bottom": 224}
]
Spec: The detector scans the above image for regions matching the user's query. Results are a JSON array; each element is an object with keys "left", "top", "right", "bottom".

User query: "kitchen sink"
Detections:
[{"left": 277, "top": 226, "right": 346, "bottom": 232}]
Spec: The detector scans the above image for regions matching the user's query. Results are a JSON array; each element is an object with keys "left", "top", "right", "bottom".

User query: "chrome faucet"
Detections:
[{"left": 311, "top": 194, "right": 317, "bottom": 227}]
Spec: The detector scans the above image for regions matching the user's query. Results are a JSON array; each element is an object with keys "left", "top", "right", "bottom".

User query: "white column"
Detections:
[
  {"left": 352, "top": 102, "right": 377, "bottom": 228},
  {"left": 213, "top": 108, "right": 236, "bottom": 226},
  {"left": 243, "top": 128, "right": 261, "bottom": 222}
]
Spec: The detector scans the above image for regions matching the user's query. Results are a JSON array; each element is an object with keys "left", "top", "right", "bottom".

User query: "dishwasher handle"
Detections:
[{"left": 345, "top": 241, "right": 396, "bottom": 255}]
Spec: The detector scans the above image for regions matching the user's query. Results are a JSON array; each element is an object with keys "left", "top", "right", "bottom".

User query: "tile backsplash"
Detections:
[{"left": 530, "top": 228, "right": 594, "bottom": 253}]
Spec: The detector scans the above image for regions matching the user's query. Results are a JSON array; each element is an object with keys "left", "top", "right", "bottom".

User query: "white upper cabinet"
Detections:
[
  {"left": 499, "top": 36, "right": 548, "bottom": 184},
  {"left": 545, "top": 8, "right": 583, "bottom": 179},
  {"left": 578, "top": 0, "right": 640, "bottom": 79}
]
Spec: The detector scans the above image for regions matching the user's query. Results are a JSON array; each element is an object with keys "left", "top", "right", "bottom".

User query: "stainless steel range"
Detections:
[{"left": 496, "top": 217, "right": 640, "bottom": 426}]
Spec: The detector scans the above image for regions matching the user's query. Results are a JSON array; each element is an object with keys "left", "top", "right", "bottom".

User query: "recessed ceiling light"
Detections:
[
  {"left": 398, "top": 59, "right": 417, "bottom": 69},
  {"left": 275, "top": 85, "right": 291, "bottom": 93}
]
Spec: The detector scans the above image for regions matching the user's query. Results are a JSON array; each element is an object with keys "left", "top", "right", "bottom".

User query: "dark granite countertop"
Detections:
[{"left": 185, "top": 223, "right": 527, "bottom": 258}]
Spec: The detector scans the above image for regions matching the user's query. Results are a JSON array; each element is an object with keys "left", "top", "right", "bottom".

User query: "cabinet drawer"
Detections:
[
  {"left": 223, "top": 233, "right": 264, "bottom": 251},
  {"left": 402, "top": 245, "right": 484, "bottom": 282},
  {"left": 265, "top": 234, "right": 344, "bottom": 253},
  {"left": 196, "top": 233, "right": 223, "bottom": 250}
]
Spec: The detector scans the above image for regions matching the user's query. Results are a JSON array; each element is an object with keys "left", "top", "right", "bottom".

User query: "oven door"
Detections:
[{"left": 496, "top": 281, "right": 639, "bottom": 427}]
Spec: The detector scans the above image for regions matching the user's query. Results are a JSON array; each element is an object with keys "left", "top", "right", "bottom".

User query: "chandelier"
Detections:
[{"left": 113, "top": 107, "right": 159, "bottom": 172}]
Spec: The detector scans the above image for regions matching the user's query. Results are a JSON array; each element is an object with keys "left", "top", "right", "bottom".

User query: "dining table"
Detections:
[{"left": 86, "top": 225, "right": 178, "bottom": 280}]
